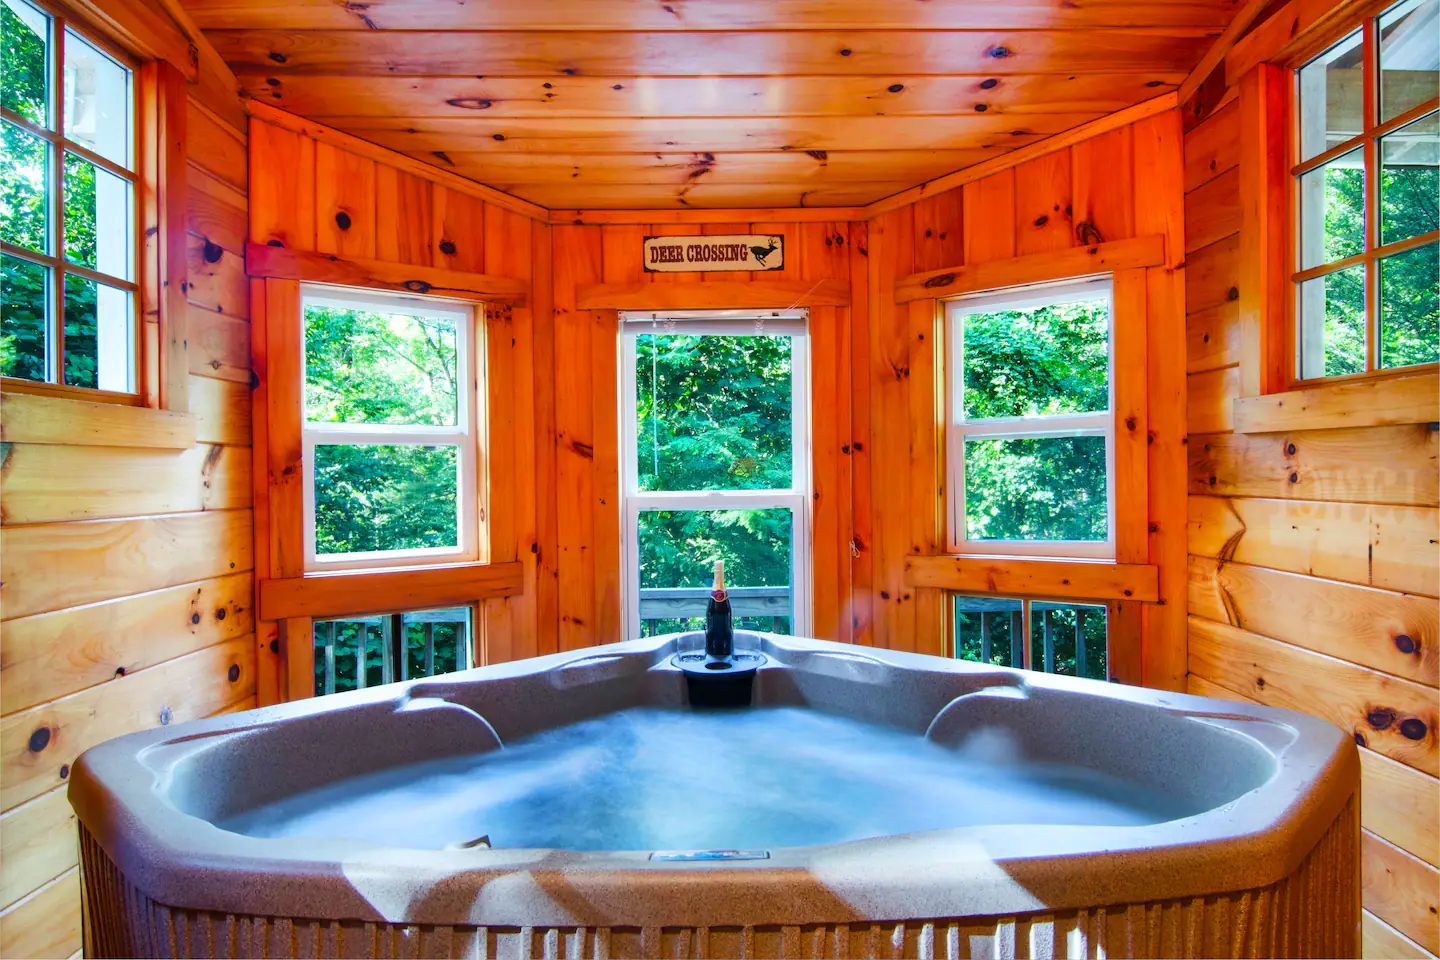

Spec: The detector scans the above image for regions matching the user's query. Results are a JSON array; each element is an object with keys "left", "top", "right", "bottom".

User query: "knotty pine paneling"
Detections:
[
  {"left": 1182, "top": 76, "right": 1440, "bottom": 958},
  {"left": 0, "top": 90, "right": 256, "bottom": 960}
]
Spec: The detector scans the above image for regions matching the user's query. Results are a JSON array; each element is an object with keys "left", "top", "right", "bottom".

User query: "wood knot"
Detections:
[
  {"left": 228, "top": 665, "right": 241, "bottom": 682},
  {"left": 988, "top": 45, "right": 1012, "bottom": 58},
  {"left": 439, "top": 240, "right": 457, "bottom": 255},
  {"left": 1288, "top": 472, "right": 1299, "bottom": 483},
  {"left": 923, "top": 272, "right": 957, "bottom": 288},
  {"left": 270, "top": 638, "right": 280, "bottom": 653},
  {"left": 1125, "top": 416, "right": 1137, "bottom": 431},
  {"left": 1076, "top": 221, "right": 1105, "bottom": 245},
  {"left": 839, "top": 48, "right": 852, "bottom": 56},
  {"left": 1400, "top": 718, "right": 1428, "bottom": 740},
  {"left": 1226, "top": 286, "right": 1240, "bottom": 301},
  {"left": 1285, "top": 442, "right": 1297, "bottom": 456},
  {"left": 979, "top": 78, "right": 999, "bottom": 89},
  {"left": 1394, "top": 634, "right": 1417, "bottom": 654},
  {"left": 268, "top": 51, "right": 287, "bottom": 63},
  {"left": 403, "top": 280, "right": 433, "bottom": 294},
  {"left": 215, "top": 607, "right": 227, "bottom": 620},
  {"left": 159, "top": 707, "right": 173, "bottom": 726},
  {"left": 28, "top": 727, "right": 50, "bottom": 752},
  {"left": 806, "top": 149, "right": 828, "bottom": 161},
  {"left": 888, "top": 83, "right": 904, "bottom": 93},
  {"left": 115, "top": 666, "right": 126, "bottom": 677},
  {"left": 974, "top": 103, "right": 989, "bottom": 112},
  {"left": 203, "top": 240, "right": 224, "bottom": 263},
  {"left": 446, "top": 97, "right": 492, "bottom": 109},
  {"left": 334, "top": 211, "right": 352, "bottom": 231},
  {"left": 1367, "top": 708, "right": 1396, "bottom": 730},
  {"left": 60, "top": 764, "right": 70, "bottom": 779},
  {"left": 1353, "top": 731, "right": 1367, "bottom": 746},
  {"left": 1034, "top": 215, "right": 1048, "bottom": 227}
]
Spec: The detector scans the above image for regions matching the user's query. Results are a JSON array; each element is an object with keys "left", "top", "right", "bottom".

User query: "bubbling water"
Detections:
[{"left": 220, "top": 706, "right": 1195, "bottom": 851}]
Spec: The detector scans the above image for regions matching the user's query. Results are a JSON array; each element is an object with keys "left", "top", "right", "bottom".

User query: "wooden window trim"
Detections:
[
  {"left": 0, "top": 0, "right": 190, "bottom": 413},
  {"left": 259, "top": 561, "right": 522, "bottom": 622},
  {"left": 1255, "top": 2, "right": 1440, "bottom": 391},
  {"left": 905, "top": 556, "right": 1160, "bottom": 604}
]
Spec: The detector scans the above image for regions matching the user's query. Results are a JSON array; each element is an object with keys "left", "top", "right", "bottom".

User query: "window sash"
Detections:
[
  {"left": 0, "top": 1, "right": 140, "bottom": 393},
  {"left": 299, "top": 286, "right": 481, "bottom": 573},
  {"left": 618, "top": 317, "right": 811, "bottom": 639},
  {"left": 945, "top": 279, "right": 1116, "bottom": 559},
  {"left": 1290, "top": 0, "right": 1440, "bottom": 383}
]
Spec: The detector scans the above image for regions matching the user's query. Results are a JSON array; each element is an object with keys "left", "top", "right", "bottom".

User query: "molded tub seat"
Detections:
[{"left": 70, "top": 633, "right": 1359, "bottom": 959}]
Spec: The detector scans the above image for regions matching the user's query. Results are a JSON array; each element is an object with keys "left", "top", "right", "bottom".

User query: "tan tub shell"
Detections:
[{"left": 70, "top": 633, "right": 1360, "bottom": 958}]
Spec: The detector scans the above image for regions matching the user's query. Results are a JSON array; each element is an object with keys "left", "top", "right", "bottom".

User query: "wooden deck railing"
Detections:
[{"left": 313, "top": 608, "right": 470, "bottom": 696}]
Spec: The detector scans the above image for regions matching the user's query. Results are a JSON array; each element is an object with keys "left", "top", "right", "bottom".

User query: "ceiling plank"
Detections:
[
  {"left": 552, "top": 208, "right": 866, "bottom": 225},
  {"left": 500, "top": 181, "right": 915, "bottom": 209},
  {"left": 207, "top": 29, "right": 1214, "bottom": 78},
  {"left": 184, "top": 0, "right": 1240, "bottom": 32},
  {"left": 242, "top": 73, "right": 1184, "bottom": 120}
]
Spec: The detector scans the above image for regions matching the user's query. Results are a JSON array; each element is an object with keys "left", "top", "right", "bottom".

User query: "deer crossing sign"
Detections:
[{"left": 642, "top": 234, "right": 784, "bottom": 273}]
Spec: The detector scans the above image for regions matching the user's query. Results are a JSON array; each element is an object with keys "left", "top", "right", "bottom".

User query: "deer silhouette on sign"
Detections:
[{"left": 749, "top": 236, "right": 781, "bottom": 268}]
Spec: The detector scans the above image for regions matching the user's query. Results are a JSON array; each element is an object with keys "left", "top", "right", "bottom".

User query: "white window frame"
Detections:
[
  {"left": 300, "top": 284, "right": 481, "bottom": 573},
  {"left": 619, "top": 310, "right": 811, "bottom": 641},
  {"left": 945, "top": 277, "right": 1116, "bottom": 560}
]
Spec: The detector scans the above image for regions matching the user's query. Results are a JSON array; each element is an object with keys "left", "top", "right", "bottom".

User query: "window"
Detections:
[
  {"left": 945, "top": 279, "right": 1114, "bottom": 558},
  {"left": 301, "top": 286, "right": 481, "bottom": 572},
  {"left": 953, "top": 595, "right": 1109, "bottom": 681},
  {"left": 1294, "top": 0, "right": 1438, "bottom": 380},
  {"left": 620, "top": 312, "right": 809, "bottom": 639},
  {"left": 2, "top": 0, "right": 138, "bottom": 394},
  {"left": 313, "top": 607, "right": 473, "bottom": 696}
]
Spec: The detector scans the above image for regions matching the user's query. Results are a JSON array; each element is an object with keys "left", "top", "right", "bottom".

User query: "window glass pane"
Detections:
[
  {"left": 63, "top": 152, "right": 131, "bottom": 279},
  {"left": 1379, "top": 0, "right": 1440, "bottom": 124},
  {"left": 1031, "top": 603, "right": 1108, "bottom": 680},
  {"left": 1298, "top": 147, "right": 1365, "bottom": 269},
  {"left": 1380, "top": 242, "right": 1439, "bottom": 368},
  {"left": 960, "top": 295, "right": 1109, "bottom": 420},
  {"left": 1298, "top": 265, "right": 1367, "bottom": 378},
  {"left": 963, "top": 435, "right": 1107, "bottom": 542},
  {"left": 313, "top": 608, "right": 471, "bottom": 696},
  {"left": 62, "top": 273, "right": 131, "bottom": 391},
  {"left": 63, "top": 29, "right": 130, "bottom": 168},
  {"left": 1, "top": 254, "right": 48, "bottom": 381},
  {"left": 637, "top": 508, "right": 792, "bottom": 635},
  {"left": 954, "top": 596, "right": 1024, "bottom": 669},
  {"left": 635, "top": 333, "right": 793, "bottom": 492},
  {"left": 1381, "top": 111, "right": 1439, "bottom": 246},
  {"left": 1, "top": 121, "right": 48, "bottom": 252},
  {"left": 1, "top": 0, "right": 48, "bottom": 126},
  {"left": 313, "top": 444, "right": 459, "bottom": 558},
  {"left": 305, "top": 301, "right": 459, "bottom": 426},
  {"left": 1298, "top": 29, "right": 1365, "bottom": 162}
]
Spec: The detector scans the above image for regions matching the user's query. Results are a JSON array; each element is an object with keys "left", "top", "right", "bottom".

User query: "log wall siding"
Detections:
[
  {"left": 1181, "top": 75, "right": 1440, "bottom": 960},
  {"left": 0, "top": 90, "right": 255, "bottom": 960}
]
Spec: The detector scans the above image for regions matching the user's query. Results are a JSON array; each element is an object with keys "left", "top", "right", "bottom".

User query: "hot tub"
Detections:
[{"left": 70, "top": 633, "right": 1359, "bottom": 959}]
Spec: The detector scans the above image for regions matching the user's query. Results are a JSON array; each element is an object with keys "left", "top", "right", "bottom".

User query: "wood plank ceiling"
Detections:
[{"left": 181, "top": 0, "right": 1239, "bottom": 209}]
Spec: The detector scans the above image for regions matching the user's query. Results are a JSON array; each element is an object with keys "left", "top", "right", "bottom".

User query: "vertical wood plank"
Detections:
[
  {"left": 433, "top": 186, "right": 487, "bottom": 274},
  {"left": 962, "top": 170, "right": 1017, "bottom": 264},
  {"left": 248, "top": 277, "right": 280, "bottom": 706},
  {"left": 1112, "top": 268, "right": 1150, "bottom": 564},
  {"left": 1238, "top": 63, "right": 1289, "bottom": 396},
  {"left": 911, "top": 191, "right": 965, "bottom": 272},
  {"left": 848, "top": 221, "right": 875, "bottom": 647},
  {"left": 908, "top": 296, "right": 944, "bottom": 656},
  {"left": 158, "top": 62, "right": 189, "bottom": 414},
  {"left": 375, "top": 165, "right": 434, "bottom": 267},
  {"left": 263, "top": 279, "right": 304, "bottom": 583},
  {"left": 246, "top": 119, "right": 314, "bottom": 251},
  {"left": 281, "top": 615, "right": 312, "bottom": 701},
  {"left": 1072, "top": 126, "right": 1137, "bottom": 246},
  {"left": 1133, "top": 108, "right": 1189, "bottom": 692},
  {"left": 531, "top": 222, "right": 560, "bottom": 657},
  {"left": 1014, "top": 151, "right": 1074, "bottom": 255},
  {"left": 552, "top": 225, "right": 603, "bottom": 650},
  {"left": 314, "top": 144, "right": 377, "bottom": 260}
]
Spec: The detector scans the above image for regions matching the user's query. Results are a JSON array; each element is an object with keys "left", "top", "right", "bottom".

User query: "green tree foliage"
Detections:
[
  {"left": 303, "top": 304, "right": 461, "bottom": 556},
  {"left": 314, "top": 617, "right": 467, "bottom": 696},
  {"left": 2, "top": 1, "right": 103, "bottom": 383},
  {"left": 634, "top": 333, "right": 795, "bottom": 633}
]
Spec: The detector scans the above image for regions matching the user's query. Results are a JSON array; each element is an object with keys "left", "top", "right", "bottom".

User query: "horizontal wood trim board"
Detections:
[
  {"left": 1234, "top": 370, "right": 1440, "bottom": 433},
  {"left": 904, "top": 556, "right": 1160, "bottom": 602},
  {"left": 575, "top": 278, "right": 850, "bottom": 311},
  {"left": 552, "top": 208, "right": 868, "bottom": 225},
  {"left": 895, "top": 235, "right": 1166, "bottom": 303},
  {"left": 0, "top": 392, "right": 196, "bottom": 449},
  {"left": 259, "top": 561, "right": 524, "bottom": 621},
  {"left": 243, "top": 244, "right": 528, "bottom": 306},
  {"left": 246, "top": 100, "right": 548, "bottom": 222}
]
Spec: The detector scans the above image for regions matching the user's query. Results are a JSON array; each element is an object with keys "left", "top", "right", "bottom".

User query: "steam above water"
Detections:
[{"left": 220, "top": 707, "right": 1191, "bottom": 852}]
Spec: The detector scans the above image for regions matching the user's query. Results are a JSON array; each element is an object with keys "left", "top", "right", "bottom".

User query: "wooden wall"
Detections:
[
  {"left": 245, "top": 111, "right": 546, "bottom": 695},
  {"left": 860, "top": 111, "right": 1189, "bottom": 683},
  {"left": 1181, "top": 75, "right": 1440, "bottom": 960},
  {"left": 0, "top": 78, "right": 254, "bottom": 959}
]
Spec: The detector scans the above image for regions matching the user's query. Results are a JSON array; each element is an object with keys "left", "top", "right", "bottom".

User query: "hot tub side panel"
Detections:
[{"left": 78, "top": 796, "right": 1359, "bottom": 960}]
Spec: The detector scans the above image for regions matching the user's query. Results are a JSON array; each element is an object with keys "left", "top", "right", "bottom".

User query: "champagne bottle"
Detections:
[{"left": 704, "top": 559, "right": 734, "bottom": 658}]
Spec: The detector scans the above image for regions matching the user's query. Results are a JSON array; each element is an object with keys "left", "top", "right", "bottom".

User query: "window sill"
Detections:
[
  {"left": 1234, "top": 368, "right": 1439, "bottom": 434},
  {"left": 0, "top": 388, "right": 195, "bottom": 449},
  {"left": 904, "top": 555, "right": 1159, "bottom": 602},
  {"left": 260, "top": 561, "right": 523, "bottom": 622}
]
